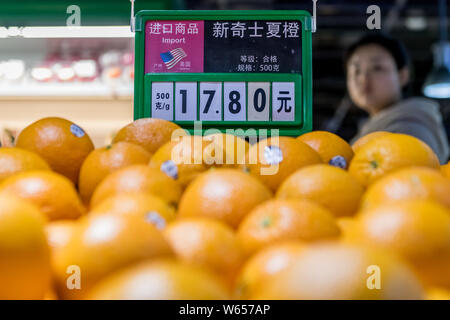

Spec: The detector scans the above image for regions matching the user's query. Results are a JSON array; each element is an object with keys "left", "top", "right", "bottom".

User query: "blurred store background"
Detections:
[{"left": 0, "top": 0, "right": 449, "bottom": 146}]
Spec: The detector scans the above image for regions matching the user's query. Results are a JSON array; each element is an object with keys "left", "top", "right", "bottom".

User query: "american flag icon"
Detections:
[{"left": 160, "top": 48, "right": 187, "bottom": 70}]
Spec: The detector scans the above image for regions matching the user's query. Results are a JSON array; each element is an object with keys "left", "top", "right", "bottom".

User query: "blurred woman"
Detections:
[{"left": 346, "top": 33, "right": 449, "bottom": 163}]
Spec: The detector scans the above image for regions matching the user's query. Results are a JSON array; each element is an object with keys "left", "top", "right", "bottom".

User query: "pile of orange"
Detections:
[{"left": 0, "top": 117, "right": 449, "bottom": 300}]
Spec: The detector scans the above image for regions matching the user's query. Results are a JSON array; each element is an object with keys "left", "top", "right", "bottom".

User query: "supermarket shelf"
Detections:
[
  {"left": 0, "top": 95, "right": 134, "bottom": 147},
  {"left": 0, "top": 95, "right": 132, "bottom": 101},
  {"left": 0, "top": 82, "right": 133, "bottom": 98}
]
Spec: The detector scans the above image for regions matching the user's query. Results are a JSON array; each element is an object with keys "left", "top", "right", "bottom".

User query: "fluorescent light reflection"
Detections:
[{"left": 0, "top": 26, "right": 134, "bottom": 38}]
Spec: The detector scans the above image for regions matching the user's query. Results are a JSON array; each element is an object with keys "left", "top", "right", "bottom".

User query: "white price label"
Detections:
[
  {"left": 272, "top": 82, "right": 295, "bottom": 121},
  {"left": 199, "top": 82, "right": 222, "bottom": 121},
  {"left": 151, "top": 82, "right": 173, "bottom": 120},
  {"left": 175, "top": 82, "right": 197, "bottom": 121},
  {"left": 224, "top": 82, "right": 246, "bottom": 121},
  {"left": 247, "top": 82, "right": 270, "bottom": 121}
]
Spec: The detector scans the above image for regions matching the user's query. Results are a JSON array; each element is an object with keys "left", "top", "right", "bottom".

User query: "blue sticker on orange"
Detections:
[
  {"left": 329, "top": 155, "right": 347, "bottom": 169},
  {"left": 160, "top": 160, "right": 179, "bottom": 179},
  {"left": 70, "top": 124, "right": 85, "bottom": 138},
  {"left": 145, "top": 211, "right": 166, "bottom": 230},
  {"left": 264, "top": 145, "right": 283, "bottom": 165}
]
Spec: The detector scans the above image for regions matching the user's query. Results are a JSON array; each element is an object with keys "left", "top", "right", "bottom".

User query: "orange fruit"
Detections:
[
  {"left": 442, "top": 162, "right": 450, "bottom": 179},
  {"left": 237, "top": 199, "right": 340, "bottom": 256},
  {"left": 45, "top": 220, "right": 78, "bottom": 281},
  {"left": 15, "top": 117, "right": 94, "bottom": 185},
  {"left": 298, "top": 131, "right": 354, "bottom": 169},
  {"left": 43, "top": 289, "right": 58, "bottom": 300},
  {"left": 426, "top": 287, "right": 450, "bottom": 300},
  {"left": 351, "top": 131, "right": 391, "bottom": 153},
  {"left": 336, "top": 217, "right": 356, "bottom": 240},
  {"left": 45, "top": 220, "right": 78, "bottom": 254},
  {"left": 90, "top": 164, "right": 183, "bottom": 208},
  {"left": 0, "top": 171, "right": 85, "bottom": 221},
  {"left": 149, "top": 135, "right": 211, "bottom": 188},
  {"left": 113, "top": 118, "right": 185, "bottom": 154},
  {"left": 348, "top": 133, "right": 440, "bottom": 187},
  {"left": 253, "top": 243, "right": 424, "bottom": 300},
  {"left": 243, "top": 136, "right": 322, "bottom": 192},
  {"left": 53, "top": 213, "right": 173, "bottom": 299},
  {"left": 234, "top": 241, "right": 304, "bottom": 299},
  {"left": 347, "top": 200, "right": 450, "bottom": 288},
  {"left": 89, "top": 192, "right": 176, "bottom": 227},
  {"left": 203, "top": 133, "right": 250, "bottom": 168},
  {"left": 361, "top": 167, "right": 450, "bottom": 211},
  {"left": 276, "top": 164, "right": 364, "bottom": 217},
  {"left": 0, "top": 147, "right": 50, "bottom": 182},
  {"left": 0, "top": 194, "right": 51, "bottom": 299},
  {"left": 164, "top": 217, "right": 244, "bottom": 285},
  {"left": 178, "top": 169, "right": 272, "bottom": 228},
  {"left": 79, "top": 142, "right": 152, "bottom": 204},
  {"left": 87, "top": 259, "right": 230, "bottom": 300}
]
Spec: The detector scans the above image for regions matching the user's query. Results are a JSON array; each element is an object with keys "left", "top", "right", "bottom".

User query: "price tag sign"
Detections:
[
  {"left": 174, "top": 82, "right": 197, "bottom": 121},
  {"left": 134, "top": 10, "right": 313, "bottom": 136},
  {"left": 151, "top": 82, "right": 173, "bottom": 120}
]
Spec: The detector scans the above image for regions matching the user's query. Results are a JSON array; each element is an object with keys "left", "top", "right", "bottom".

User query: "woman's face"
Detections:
[{"left": 346, "top": 44, "right": 408, "bottom": 115}]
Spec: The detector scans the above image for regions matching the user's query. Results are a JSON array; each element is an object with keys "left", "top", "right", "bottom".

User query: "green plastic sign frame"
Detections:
[{"left": 134, "top": 10, "right": 313, "bottom": 137}]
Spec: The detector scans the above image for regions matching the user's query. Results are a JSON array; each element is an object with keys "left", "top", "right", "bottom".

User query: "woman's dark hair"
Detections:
[
  {"left": 344, "top": 33, "right": 412, "bottom": 95},
  {"left": 344, "top": 33, "right": 410, "bottom": 71}
]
